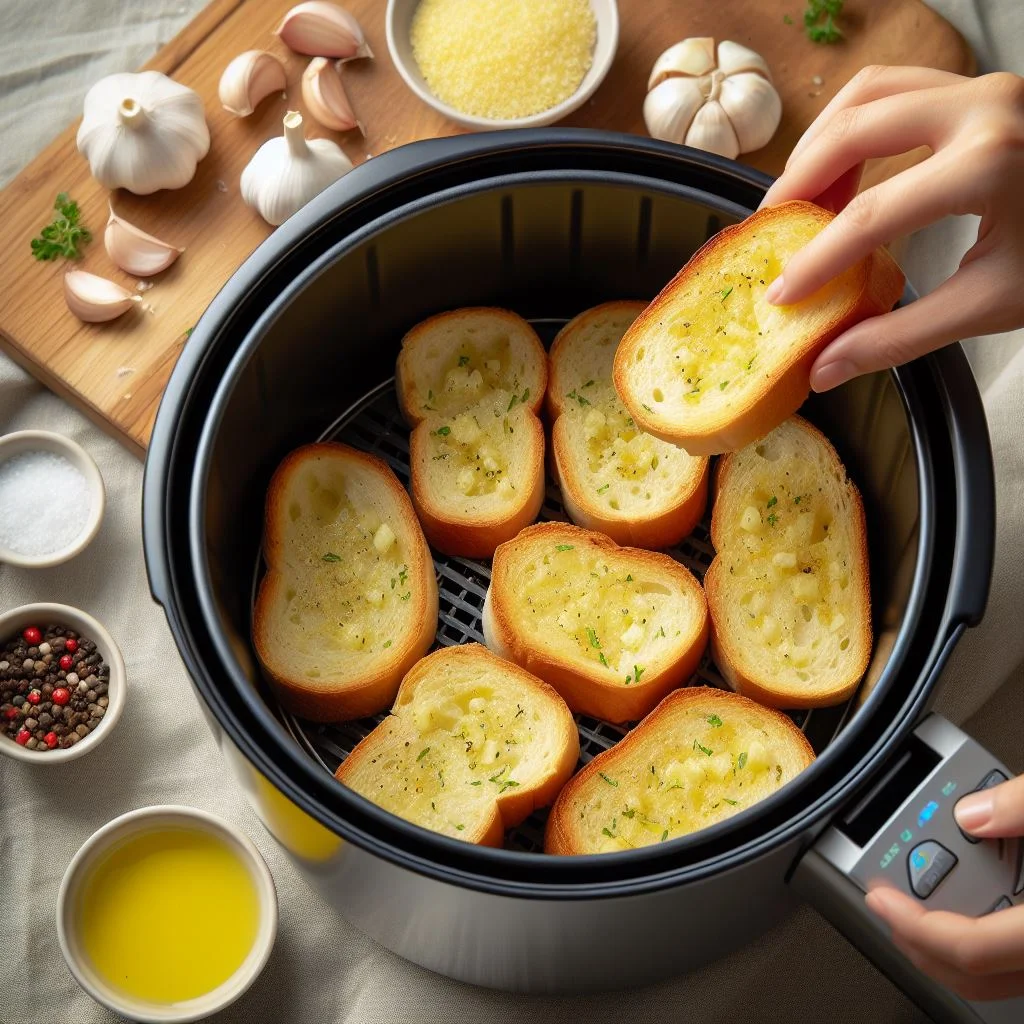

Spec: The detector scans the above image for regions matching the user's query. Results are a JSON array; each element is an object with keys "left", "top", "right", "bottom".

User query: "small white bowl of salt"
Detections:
[{"left": 0, "top": 431, "right": 105, "bottom": 568}]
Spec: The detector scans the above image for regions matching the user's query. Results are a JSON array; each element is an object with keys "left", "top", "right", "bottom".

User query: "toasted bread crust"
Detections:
[
  {"left": 613, "top": 201, "right": 905, "bottom": 455},
  {"left": 547, "top": 301, "right": 710, "bottom": 549},
  {"left": 335, "top": 644, "right": 579, "bottom": 846},
  {"left": 706, "top": 416, "right": 872, "bottom": 708},
  {"left": 484, "top": 522, "right": 709, "bottom": 723},
  {"left": 253, "top": 443, "right": 438, "bottom": 722},
  {"left": 544, "top": 686, "right": 815, "bottom": 855}
]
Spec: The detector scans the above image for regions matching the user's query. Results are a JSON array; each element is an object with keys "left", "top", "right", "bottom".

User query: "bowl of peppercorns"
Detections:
[{"left": 0, "top": 604, "right": 125, "bottom": 763}]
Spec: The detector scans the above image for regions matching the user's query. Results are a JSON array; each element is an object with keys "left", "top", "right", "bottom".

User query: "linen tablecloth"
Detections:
[{"left": 1, "top": 2, "right": 1022, "bottom": 1021}]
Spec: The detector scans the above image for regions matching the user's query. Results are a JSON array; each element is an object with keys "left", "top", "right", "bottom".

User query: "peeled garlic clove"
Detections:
[
  {"left": 104, "top": 205, "right": 183, "bottom": 277},
  {"left": 685, "top": 101, "right": 740, "bottom": 160},
  {"left": 717, "top": 40, "right": 773, "bottom": 80},
  {"left": 719, "top": 72, "right": 782, "bottom": 153},
  {"left": 648, "top": 37, "right": 716, "bottom": 91},
  {"left": 64, "top": 271, "right": 141, "bottom": 323},
  {"left": 644, "top": 78, "right": 706, "bottom": 143},
  {"left": 276, "top": 2, "right": 372, "bottom": 60},
  {"left": 301, "top": 57, "right": 362, "bottom": 133},
  {"left": 219, "top": 50, "right": 288, "bottom": 117}
]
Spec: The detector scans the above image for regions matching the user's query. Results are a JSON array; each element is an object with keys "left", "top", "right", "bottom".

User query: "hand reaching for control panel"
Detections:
[{"left": 866, "top": 773, "right": 1024, "bottom": 1001}]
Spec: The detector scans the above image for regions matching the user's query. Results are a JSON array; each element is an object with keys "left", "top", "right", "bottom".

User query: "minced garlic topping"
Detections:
[{"left": 410, "top": 0, "right": 597, "bottom": 120}]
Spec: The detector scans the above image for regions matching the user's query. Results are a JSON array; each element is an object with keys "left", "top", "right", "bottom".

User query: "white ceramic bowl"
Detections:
[
  {"left": 0, "top": 603, "right": 125, "bottom": 764},
  {"left": 57, "top": 805, "right": 278, "bottom": 1023},
  {"left": 0, "top": 430, "right": 105, "bottom": 568},
  {"left": 385, "top": 0, "right": 619, "bottom": 130}
]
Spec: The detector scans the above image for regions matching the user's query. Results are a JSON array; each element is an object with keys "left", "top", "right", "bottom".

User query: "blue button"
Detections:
[{"left": 907, "top": 841, "right": 958, "bottom": 899}]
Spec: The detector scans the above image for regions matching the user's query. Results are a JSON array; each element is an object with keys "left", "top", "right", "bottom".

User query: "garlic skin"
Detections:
[
  {"left": 77, "top": 71, "right": 210, "bottom": 194},
  {"left": 644, "top": 39, "right": 782, "bottom": 160},
  {"left": 64, "top": 271, "right": 142, "bottom": 323},
  {"left": 240, "top": 110, "right": 353, "bottom": 226},
  {"left": 301, "top": 58, "right": 363, "bottom": 133},
  {"left": 276, "top": 2, "right": 373, "bottom": 61},
  {"left": 219, "top": 50, "right": 288, "bottom": 117},
  {"left": 104, "top": 205, "right": 183, "bottom": 277}
]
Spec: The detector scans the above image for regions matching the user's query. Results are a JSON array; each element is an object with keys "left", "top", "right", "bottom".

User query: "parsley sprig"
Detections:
[
  {"left": 804, "top": 0, "right": 843, "bottom": 43},
  {"left": 31, "top": 193, "right": 92, "bottom": 261}
]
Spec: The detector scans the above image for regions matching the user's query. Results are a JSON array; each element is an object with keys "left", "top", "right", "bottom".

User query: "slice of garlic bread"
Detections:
[
  {"left": 613, "top": 201, "right": 905, "bottom": 455},
  {"left": 545, "top": 687, "right": 814, "bottom": 854},
  {"left": 396, "top": 308, "right": 548, "bottom": 558},
  {"left": 548, "top": 301, "right": 709, "bottom": 549},
  {"left": 335, "top": 644, "right": 579, "bottom": 846},
  {"left": 254, "top": 443, "right": 438, "bottom": 722},
  {"left": 705, "top": 416, "right": 871, "bottom": 708},
  {"left": 483, "top": 522, "right": 708, "bottom": 723}
]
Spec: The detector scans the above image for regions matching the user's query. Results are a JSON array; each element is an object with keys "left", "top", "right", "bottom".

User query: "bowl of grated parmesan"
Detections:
[{"left": 387, "top": 0, "right": 618, "bottom": 130}]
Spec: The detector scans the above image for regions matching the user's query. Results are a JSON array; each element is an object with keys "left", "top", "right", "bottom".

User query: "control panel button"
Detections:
[
  {"left": 987, "top": 896, "right": 1013, "bottom": 914},
  {"left": 907, "top": 841, "right": 958, "bottom": 898},
  {"left": 956, "top": 769, "right": 1008, "bottom": 844}
]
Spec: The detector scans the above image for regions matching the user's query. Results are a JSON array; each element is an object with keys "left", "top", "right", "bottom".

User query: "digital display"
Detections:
[
  {"left": 879, "top": 844, "right": 900, "bottom": 870},
  {"left": 917, "top": 800, "right": 939, "bottom": 828},
  {"left": 900, "top": 828, "right": 913, "bottom": 843},
  {"left": 942, "top": 780, "right": 957, "bottom": 796}
]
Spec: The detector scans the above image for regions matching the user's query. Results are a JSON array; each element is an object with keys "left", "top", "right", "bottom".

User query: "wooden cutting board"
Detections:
[{"left": 0, "top": 0, "right": 972, "bottom": 456}]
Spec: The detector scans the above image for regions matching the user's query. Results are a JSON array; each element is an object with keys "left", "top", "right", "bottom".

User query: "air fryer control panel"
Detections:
[{"left": 797, "top": 714, "right": 1023, "bottom": 1024}]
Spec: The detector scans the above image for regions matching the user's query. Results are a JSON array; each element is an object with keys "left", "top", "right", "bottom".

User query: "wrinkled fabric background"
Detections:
[{"left": 1, "top": 2, "right": 1022, "bottom": 1021}]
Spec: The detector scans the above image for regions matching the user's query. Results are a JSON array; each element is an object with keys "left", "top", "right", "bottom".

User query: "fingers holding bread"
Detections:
[
  {"left": 396, "top": 307, "right": 548, "bottom": 558},
  {"left": 548, "top": 301, "right": 710, "bottom": 550}
]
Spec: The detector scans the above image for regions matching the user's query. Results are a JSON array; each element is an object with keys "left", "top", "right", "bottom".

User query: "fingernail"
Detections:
[
  {"left": 954, "top": 792, "right": 993, "bottom": 832},
  {"left": 810, "top": 359, "right": 856, "bottom": 392},
  {"left": 764, "top": 275, "right": 786, "bottom": 304}
]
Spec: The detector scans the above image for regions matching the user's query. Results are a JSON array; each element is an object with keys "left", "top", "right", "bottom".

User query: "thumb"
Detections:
[{"left": 954, "top": 773, "right": 1024, "bottom": 839}]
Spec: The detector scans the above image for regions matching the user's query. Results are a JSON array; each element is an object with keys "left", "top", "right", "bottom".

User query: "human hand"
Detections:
[
  {"left": 865, "top": 773, "right": 1024, "bottom": 1001},
  {"left": 759, "top": 66, "right": 1024, "bottom": 392}
]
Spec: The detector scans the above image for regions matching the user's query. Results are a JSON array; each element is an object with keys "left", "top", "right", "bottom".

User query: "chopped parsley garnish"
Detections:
[
  {"left": 737, "top": 751, "right": 748, "bottom": 770},
  {"left": 322, "top": 552, "right": 341, "bottom": 562},
  {"left": 555, "top": 544, "right": 574, "bottom": 552},
  {"left": 642, "top": 403, "right": 653, "bottom": 413},
  {"left": 693, "top": 740, "right": 713, "bottom": 757},
  {"left": 567, "top": 389, "right": 591, "bottom": 407},
  {"left": 596, "top": 483, "right": 610, "bottom": 494},
  {"left": 488, "top": 766, "right": 509, "bottom": 782},
  {"left": 383, "top": 640, "right": 392, "bottom": 649},
  {"left": 398, "top": 566, "right": 409, "bottom": 586},
  {"left": 598, "top": 652, "right": 609, "bottom": 668},
  {"left": 706, "top": 714, "right": 723, "bottom": 727},
  {"left": 621, "top": 808, "right": 636, "bottom": 819},
  {"left": 720, "top": 380, "right": 729, "bottom": 390},
  {"left": 804, "top": 0, "right": 844, "bottom": 43},
  {"left": 633, "top": 664, "right": 645, "bottom": 683},
  {"left": 435, "top": 425, "right": 451, "bottom": 437},
  {"left": 723, "top": 798, "right": 739, "bottom": 806},
  {"left": 515, "top": 704, "right": 525, "bottom": 717},
  {"left": 521, "top": 387, "right": 530, "bottom": 404},
  {"left": 458, "top": 355, "right": 470, "bottom": 366},
  {"left": 601, "top": 827, "right": 617, "bottom": 838},
  {"left": 498, "top": 780, "right": 520, "bottom": 794},
  {"left": 582, "top": 379, "right": 595, "bottom": 388},
  {"left": 776, "top": 764, "right": 783, "bottom": 782},
  {"left": 767, "top": 495, "right": 778, "bottom": 508},
  {"left": 456, "top": 823, "right": 465, "bottom": 831},
  {"left": 661, "top": 830, "right": 669, "bottom": 842},
  {"left": 470, "top": 780, "right": 482, "bottom": 786},
  {"left": 416, "top": 747, "right": 430, "bottom": 761},
  {"left": 625, "top": 574, "right": 633, "bottom": 582},
  {"left": 401, "top": 592, "right": 411, "bottom": 601},
  {"left": 598, "top": 772, "right": 618, "bottom": 787},
  {"left": 794, "top": 495, "right": 803, "bottom": 504},
  {"left": 783, "top": 12, "right": 793, "bottom": 23},
  {"left": 767, "top": 513, "right": 779, "bottom": 527},
  {"left": 657, "top": 625, "right": 666, "bottom": 638},
  {"left": 31, "top": 192, "right": 92, "bottom": 261},
  {"left": 720, "top": 286, "right": 733, "bottom": 302},
  {"left": 746, "top": 356, "right": 756, "bottom": 370},
  {"left": 586, "top": 627, "right": 601, "bottom": 649}
]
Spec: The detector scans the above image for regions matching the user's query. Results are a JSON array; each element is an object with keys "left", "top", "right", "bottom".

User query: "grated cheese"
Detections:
[{"left": 410, "top": 0, "right": 597, "bottom": 121}]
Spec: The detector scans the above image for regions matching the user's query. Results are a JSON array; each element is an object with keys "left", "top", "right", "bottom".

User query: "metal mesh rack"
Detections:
[{"left": 271, "top": 350, "right": 857, "bottom": 853}]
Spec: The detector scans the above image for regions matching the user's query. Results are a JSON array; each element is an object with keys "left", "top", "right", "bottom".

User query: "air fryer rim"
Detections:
[{"left": 143, "top": 130, "right": 992, "bottom": 897}]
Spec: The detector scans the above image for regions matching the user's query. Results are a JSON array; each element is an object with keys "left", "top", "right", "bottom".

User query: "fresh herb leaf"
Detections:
[
  {"left": 507, "top": 394, "right": 519, "bottom": 412},
  {"left": 383, "top": 640, "right": 392, "bottom": 649},
  {"left": 642, "top": 403, "right": 653, "bottom": 413},
  {"left": 746, "top": 356, "right": 756, "bottom": 370},
  {"left": 660, "top": 830, "right": 669, "bottom": 842},
  {"left": 794, "top": 495, "right": 802, "bottom": 504},
  {"left": 322, "top": 552, "right": 341, "bottom": 562},
  {"left": 416, "top": 747, "right": 430, "bottom": 761},
  {"left": 567, "top": 388, "right": 590, "bottom": 407},
  {"left": 184, "top": 326, "right": 195, "bottom": 338},
  {"left": 633, "top": 664, "right": 645, "bottom": 683},
  {"left": 625, "top": 574, "right": 633, "bottom": 582},
  {"left": 599, "top": 651, "right": 609, "bottom": 668},
  {"left": 456, "top": 823, "right": 465, "bottom": 831},
  {"left": 401, "top": 591, "right": 411, "bottom": 601},
  {"left": 598, "top": 772, "right": 618, "bottom": 787},
  {"left": 586, "top": 627, "right": 601, "bottom": 649},
  {"left": 720, "top": 380, "right": 729, "bottom": 390},
  {"left": 601, "top": 827, "right": 617, "bottom": 838},
  {"left": 470, "top": 780, "right": 482, "bottom": 786},
  {"left": 555, "top": 544, "right": 574, "bottom": 552},
  {"left": 596, "top": 483, "right": 610, "bottom": 494},
  {"left": 458, "top": 355, "right": 470, "bottom": 366},
  {"left": 720, "top": 286, "right": 733, "bottom": 302},
  {"left": 515, "top": 704, "right": 524, "bottom": 718},
  {"left": 723, "top": 798, "right": 739, "bottom": 806},
  {"left": 436, "top": 425, "right": 451, "bottom": 437},
  {"left": 488, "top": 766, "right": 509, "bottom": 782},
  {"left": 767, "top": 512, "right": 779, "bottom": 527},
  {"left": 706, "top": 714, "right": 723, "bottom": 727},
  {"left": 783, "top": 12, "right": 793, "bottom": 23},
  {"left": 582, "top": 379, "right": 595, "bottom": 388},
  {"left": 776, "top": 764, "right": 783, "bottom": 782},
  {"left": 621, "top": 808, "right": 636, "bottom": 819},
  {"left": 738, "top": 751, "right": 748, "bottom": 770},
  {"left": 399, "top": 566, "right": 409, "bottom": 586},
  {"left": 693, "top": 740, "right": 713, "bottom": 757},
  {"left": 521, "top": 387, "right": 530, "bottom": 404},
  {"left": 657, "top": 625, "right": 666, "bottom": 638},
  {"left": 767, "top": 495, "right": 778, "bottom": 508},
  {"left": 30, "top": 192, "right": 92, "bottom": 261},
  {"left": 499, "top": 779, "right": 520, "bottom": 794},
  {"left": 804, "top": 0, "right": 844, "bottom": 42}
]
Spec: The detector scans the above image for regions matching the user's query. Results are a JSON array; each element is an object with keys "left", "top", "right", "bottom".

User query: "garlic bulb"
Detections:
[
  {"left": 276, "top": 2, "right": 373, "bottom": 61},
  {"left": 301, "top": 58, "right": 363, "bottom": 133},
  {"left": 105, "top": 205, "right": 183, "bottom": 276},
  {"left": 240, "top": 110, "right": 353, "bottom": 226},
  {"left": 76, "top": 71, "right": 210, "bottom": 194},
  {"left": 219, "top": 50, "right": 288, "bottom": 117},
  {"left": 644, "top": 39, "right": 782, "bottom": 159},
  {"left": 64, "top": 271, "right": 141, "bottom": 323}
]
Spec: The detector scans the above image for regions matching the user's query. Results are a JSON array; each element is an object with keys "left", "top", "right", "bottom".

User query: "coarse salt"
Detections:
[{"left": 0, "top": 451, "right": 92, "bottom": 557}]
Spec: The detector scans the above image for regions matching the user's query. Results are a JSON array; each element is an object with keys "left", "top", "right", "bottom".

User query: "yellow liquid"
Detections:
[{"left": 78, "top": 828, "right": 260, "bottom": 1004}]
